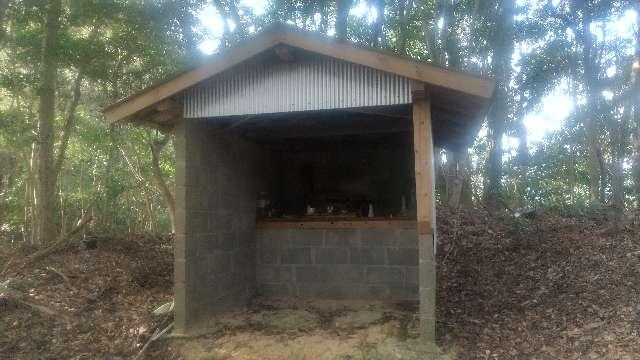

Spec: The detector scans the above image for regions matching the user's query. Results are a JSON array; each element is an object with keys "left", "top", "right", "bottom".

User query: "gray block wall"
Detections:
[
  {"left": 174, "top": 119, "right": 263, "bottom": 334},
  {"left": 256, "top": 228, "right": 419, "bottom": 300}
]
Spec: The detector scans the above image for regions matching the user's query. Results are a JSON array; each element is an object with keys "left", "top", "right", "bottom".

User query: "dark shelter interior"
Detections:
[{"left": 217, "top": 106, "right": 417, "bottom": 222}]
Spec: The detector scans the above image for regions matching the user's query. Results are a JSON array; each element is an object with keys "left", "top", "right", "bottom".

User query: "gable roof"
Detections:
[{"left": 103, "top": 23, "right": 494, "bottom": 124}]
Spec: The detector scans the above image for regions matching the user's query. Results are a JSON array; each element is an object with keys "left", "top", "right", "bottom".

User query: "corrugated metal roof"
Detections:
[{"left": 183, "top": 53, "right": 412, "bottom": 118}]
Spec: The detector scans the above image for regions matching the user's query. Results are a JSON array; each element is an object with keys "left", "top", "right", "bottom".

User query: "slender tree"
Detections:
[
  {"left": 580, "top": 0, "right": 605, "bottom": 205},
  {"left": 395, "top": 0, "right": 409, "bottom": 55},
  {"left": 633, "top": 1, "right": 640, "bottom": 212},
  {"left": 150, "top": 135, "right": 176, "bottom": 233},
  {"left": 370, "top": 0, "right": 385, "bottom": 47},
  {"left": 32, "top": 0, "right": 62, "bottom": 244},
  {"left": 484, "top": 0, "right": 515, "bottom": 208},
  {"left": 335, "top": 0, "right": 353, "bottom": 40}
]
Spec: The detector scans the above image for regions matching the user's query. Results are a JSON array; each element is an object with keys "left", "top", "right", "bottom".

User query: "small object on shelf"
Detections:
[
  {"left": 256, "top": 191, "right": 270, "bottom": 218},
  {"left": 306, "top": 205, "right": 315, "bottom": 215},
  {"left": 368, "top": 203, "right": 374, "bottom": 218}
]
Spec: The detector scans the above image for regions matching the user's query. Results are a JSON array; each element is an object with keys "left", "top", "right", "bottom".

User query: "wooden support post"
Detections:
[{"left": 412, "top": 84, "right": 437, "bottom": 350}]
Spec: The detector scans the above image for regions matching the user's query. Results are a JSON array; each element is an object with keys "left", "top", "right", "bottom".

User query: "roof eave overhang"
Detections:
[{"left": 103, "top": 24, "right": 495, "bottom": 125}]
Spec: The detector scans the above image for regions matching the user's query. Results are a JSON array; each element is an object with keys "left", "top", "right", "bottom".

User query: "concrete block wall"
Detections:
[
  {"left": 256, "top": 228, "right": 419, "bottom": 300},
  {"left": 174, "top": 119, "right": 263, "bottom": 334}
]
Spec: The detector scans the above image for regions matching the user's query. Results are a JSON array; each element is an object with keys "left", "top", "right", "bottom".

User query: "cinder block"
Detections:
[
  {"left": 174, "top": 209, "right": 190, "bottom": 235},
  {"left": 258, "top": 244, "right": 279, "bottom": 264},
  {"left": 173, "top": 234, "right": 195, "bottom": 259},
  {"left": 257, "top": 265, "right": 293, "bottom": 283},
  {"left": 295, "top": 283, "right": 347, "bottom": 298},
  {"left": 361, "top": 229, "right": 397, "bottom": 247},
  {"left": 289, "top": 229, "right": 324, "bottom": 247},
  {"left": 216, "top": 212, "right": 234, "bottom": 232},
  {"left": 324, "top": 229, "right": 360, "bottom": 247},
  {"left": 387, "top": 248, "right": 418, "bottom": 266},
  {"left": 213, "top": 251, "right": 233, "bottom": 273},
  {"left": 197, "top": 233, "right": 218, "bottom": 254},
  {"left": 327, "top": 265, "right": 365, "bottom": 283},
  {"left": 388, "top": 286, "right": 418, "bottom": 300},
  {"left": 281, "top": 248, "right": 312, "bottom": 264},
  {"left": 257, "top": 283, "right": 292, "bottom": 297},
  {"left": 315, "top": 247, "right": 349, "bottom": 264},
  {"left": 218, "top": 231, "right": 236, "bottom": 251},
  {"left": 294, "top": 265, "right": 329, "bottom": 282},
  {"left": 366, "top": 266, "right": 403, "bottom": 284},
  {"left": 364, "top": 285, "right": 391, "bottom": 298},
  {"left": 258, "top": 229, "right": 289, "bottom": 249},
  {"left": 174, "top": 258, "right": 188, "bottom": 284},
  {"left": 419, "top": 260, "right": 436, "bottom": 290},
  {"left": 397, "top": 229, "right": 418, "bottom": 248},
  {"left": 405, "top": 267, "right": 419, "bottom": 285},
  {"left": 173, "top": 281, "right": 188, "bottom": 333},
  {"left": 418, "top": 234, "right": 435, "bottom": 261},
  {"left": 350, "top": 247, "right": 387, "bottom": 265}
]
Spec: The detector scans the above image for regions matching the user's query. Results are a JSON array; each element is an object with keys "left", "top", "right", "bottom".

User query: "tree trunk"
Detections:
[
  {"left": 610, "top": 107, "right": 628, "bottom": 222},
  {"left": 460, "top": 154, "right": 474, "bottom": 208},
  {"left": 53, "top": 71, "right": 82, "bottom": 179},
  {"left": 581, "top": 0, "right": 603, "bottom": 206},
  {"left": 395, "top": 0, "right": 408, "bottom": 55},
  {"left": 32, "top": 0, "right": 62, "bottom": 245},
  {"left": 226, "top": 0, "right": 244, "bottom": 37},
  {"left": 370, "top": 0, "right": 385, "bottom": 47},
  {"left": 24, "top": 136, "right": 37, "bottom": 244},
  {"left": 445, "top": 150, "right": 465, "bottom": 210},
  {"left": 335, "top": 0, "right": 352, "bottom": 40},
  {"left": 320, "top": 1, "right": 330, "bottom": 35},
  {"left": 633, "top": 1, "right": 640, "bottom": 213},
  {"left": 0, "top": 0, "right": 9, "bottom": 43},
  {"left": 484, "top": 0, "right": 514, "bottom": 209},
  {"left": 433, "top": 148, "right": 445, "bottom": 202},
  {"left": 150, "top": 136, "right": 176, "bottom": 233},
  {"left": 212, "top": 0, "right": 244, "bottom": 45},
  {"left": 513, "top": 117, "right": 529, "bottom": 209}
]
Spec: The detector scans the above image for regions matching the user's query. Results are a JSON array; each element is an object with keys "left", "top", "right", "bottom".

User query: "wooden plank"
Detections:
[
  {"left": 280, "top": 28, "right": 494, "bottom": 99},
  {"left": 104, "top": 31, "right": 281, "bottom": 123},
  {"left": 412, "top": 86, "right": 436, "bottom": 236},
  {"left": 256, "top": 219, "right": 416, "bottom": 230}
]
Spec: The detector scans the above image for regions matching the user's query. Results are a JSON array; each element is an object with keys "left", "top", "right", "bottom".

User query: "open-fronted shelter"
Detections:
[{"left": 104, "top": 23, "right": 494, "bottom": 346}]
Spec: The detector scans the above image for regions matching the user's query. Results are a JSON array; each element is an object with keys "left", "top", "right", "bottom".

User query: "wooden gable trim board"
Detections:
[
  {"left": 104, "top": 24, "right": 494, "bottom": 124},
  {"left": 280, "top": 29, "right": 492, "bottom": 99},
  {"left": 104, "top": 30, "right": 281, "bottom": 123}
]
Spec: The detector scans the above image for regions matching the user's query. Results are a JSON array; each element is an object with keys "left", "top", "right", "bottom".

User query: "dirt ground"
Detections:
[
  {"left": 2, "top": 208, "right": 640, "bottom": 359},
  {"left": 174, "top": 299, "right": 446, "bottom": 360}
]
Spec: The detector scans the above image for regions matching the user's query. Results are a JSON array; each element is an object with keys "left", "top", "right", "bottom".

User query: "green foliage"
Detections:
[{"left": 0, "top": 0, "right": 638, "bottom": 241}]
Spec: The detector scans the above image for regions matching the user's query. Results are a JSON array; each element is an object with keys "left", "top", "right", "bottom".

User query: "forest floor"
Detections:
[{"left": 1, "top": 208, "right": 640, "bottom": 359}]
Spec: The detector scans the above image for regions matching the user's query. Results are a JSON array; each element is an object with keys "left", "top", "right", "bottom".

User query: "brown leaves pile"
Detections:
[
  {"left": 0, "top": 234, "right": 174, "bottom": 359},
  {"left": 437, "top": 208, "right": 640, "bottom": 359},
  {"left": 2, "top": 208, "right": 640, "bottom": 359}
]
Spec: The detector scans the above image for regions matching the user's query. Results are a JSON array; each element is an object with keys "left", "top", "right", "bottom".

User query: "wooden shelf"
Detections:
[{"left": 256, "top": 217, "right": 416, "bottom": 229}]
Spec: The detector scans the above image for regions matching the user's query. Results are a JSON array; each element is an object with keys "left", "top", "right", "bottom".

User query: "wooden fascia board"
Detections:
[
  {"left": 104, "top": 31, "right": 282, "bottom": 123},
  {"left": 280, "top": 30, "right": 495, "bottom": 100}
]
